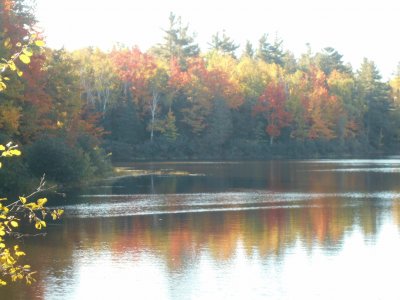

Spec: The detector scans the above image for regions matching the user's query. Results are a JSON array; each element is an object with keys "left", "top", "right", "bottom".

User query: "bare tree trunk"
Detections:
[
  {"left": 150, "top": 90, "right": 159, "bottom": 143},
  {"left": 102, "top": 87, "right": 110, "bottom": 113},
  {"left": 80, "top": 68, "right": 94, "bottom": 105},
  {"left": 123, "top": 81, "right": 129, "bottom": 99},
  {"left": 97, "top": 90, "right": 102, "bottom": 111}
]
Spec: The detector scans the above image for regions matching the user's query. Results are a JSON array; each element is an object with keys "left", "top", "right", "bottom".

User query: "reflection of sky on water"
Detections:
[
  {"left": 40, "top": 219, "right": 400, "bottom": 300},
  {"left": 302, "top": 159, "right": 400, "bottom": 173},
  {"left": 297, "top": 159, "right": 400, "bottom": 165},
  {"left": 312, "top": 168, "right": 400, "bottom": 173}
]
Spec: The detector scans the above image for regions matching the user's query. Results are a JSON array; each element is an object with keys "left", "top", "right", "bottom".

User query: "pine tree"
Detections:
[
  {"left": 357, "top": 58, "right": 392, "bottom": 148},
  {"left": 208, "top": 31, "right": 239, "bottom": 58},
  {"left": 153, "top": 13, "right": 199, "bottom": 68},
  {"left": 256, "top": 34, "right": 284, "bottom": 66},
  {"left": 163, "top": 110, "right": 179, "bottom": 141},
  {"left": 314, "top": 47, "right": 351, "bottom": 75},
  {"left": 204, "top": 98, "right": 233, "bottom": 154}
]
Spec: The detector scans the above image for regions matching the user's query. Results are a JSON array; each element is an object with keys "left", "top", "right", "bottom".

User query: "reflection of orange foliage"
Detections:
[
  {"left": 309, "top": 202, "right": 328, "bottom": 242},
  {"left": 392, "top": 200, "right": 400, "bottom": 227},
  {"left": 55, "top": 198, "right": 380, "bottom": 274}
]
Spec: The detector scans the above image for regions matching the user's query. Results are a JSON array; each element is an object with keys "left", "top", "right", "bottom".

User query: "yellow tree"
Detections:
[
  {"left": 73, "top": 48, "right": 118, "bottom": 113},
  {"left": 327, "top": 70, "right": 359, "bottom": 139},
  {"left": 235, "top": 56, "right": 265, "bottom": 100},
  {"left": 287, "top": 68, "right": 343, "bottom": 140},
  {"left": 305, "top": 67, "right": 342, "bottom": 140},
  {"left": 390, "top": 63, "right": 400, "bottom": 105},
  {"left": 284, "top": 70, "right": 309, "bottom": 140},
  {"left": 205, "top": 51, "right": 244, "bottom": 108}
]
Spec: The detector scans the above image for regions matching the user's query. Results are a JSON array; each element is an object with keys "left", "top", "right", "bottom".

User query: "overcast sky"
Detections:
[{"left": 35, "top": 0, "right": 400, "bottom": 79}]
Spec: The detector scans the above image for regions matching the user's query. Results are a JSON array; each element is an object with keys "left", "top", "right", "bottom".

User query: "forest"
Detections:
[{"left": 1, "top": 0, "right": 400, "bottom": 190}]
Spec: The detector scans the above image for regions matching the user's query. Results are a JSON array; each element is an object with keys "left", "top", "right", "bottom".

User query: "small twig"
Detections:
[
  {"left": 6, "top": 174, "right": 57, "bottom": 208},
  {"left": 25, "top": 174, "right": 47, "bottom": 199},
  {"left": 10, "top": 232, "right": 47, "bottom": 239}
]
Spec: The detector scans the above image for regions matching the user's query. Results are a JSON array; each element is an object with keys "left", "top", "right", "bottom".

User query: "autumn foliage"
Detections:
[
  {"left": 2, "top": 0, "right": 400, "bottom": 164},
  {"left": 254, "top": 82, "right": 291, "bottom": 144}
]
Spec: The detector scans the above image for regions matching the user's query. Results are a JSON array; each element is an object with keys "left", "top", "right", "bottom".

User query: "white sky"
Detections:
[{"left": 35, "top": 0, "right": 400, "bottom": 79}]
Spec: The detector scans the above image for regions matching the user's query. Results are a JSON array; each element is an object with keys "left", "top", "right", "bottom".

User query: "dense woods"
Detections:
[{"left": 1, "top": 1, "right": 400, "bottom": 188}]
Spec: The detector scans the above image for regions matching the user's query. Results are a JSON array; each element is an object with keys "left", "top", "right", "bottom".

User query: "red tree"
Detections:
[
  {"left": 111, "top": 47, "right": 157, "bottom": 105},
  {"left": 254, "top": 82, "right": 292, "bottom": 145}
]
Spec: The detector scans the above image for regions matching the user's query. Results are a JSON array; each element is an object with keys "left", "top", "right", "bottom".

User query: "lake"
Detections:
[{"left": 3, "top": 159, "right": 400, "bottom": 299}]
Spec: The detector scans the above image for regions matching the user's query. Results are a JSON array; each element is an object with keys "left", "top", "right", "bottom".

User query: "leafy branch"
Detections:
[
  {"left": 0, "top": 35, "right": 62, "bottom": 286},
  {"left": 0, "top": 33, "right": 45, "bottom": 91},
  {"left": 0, "top": 143, "right": 64, "bottom": 286}
]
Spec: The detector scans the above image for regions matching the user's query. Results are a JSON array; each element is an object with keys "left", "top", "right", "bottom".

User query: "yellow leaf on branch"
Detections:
[{"left": 19, "top": 54, "right": 30, "bottom": 64}]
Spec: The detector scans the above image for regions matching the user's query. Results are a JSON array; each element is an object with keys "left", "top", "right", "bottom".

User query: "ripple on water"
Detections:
[{"left": 60, "top": 191, "right": 400, "bottom": 218}]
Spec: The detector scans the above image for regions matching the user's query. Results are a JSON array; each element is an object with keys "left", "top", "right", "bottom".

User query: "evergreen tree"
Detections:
[
  {"left": 204, "top": 98, "right": 233, "bottom": 154},
  {"left": 153, "top": 13, "right": 199, "bottom": 68},
  {"left": 163, "top": 110, "right": 179, "bottom": 141},
  {"left": 314, "top": 47, "right": 351, "bottom": 75},
  {"left": 103, "top": 99, "right": 144, "bottom": 145},
  {"left": 208, "top": 31, "right": 239, "bottom": 58},
  {"left": 357, "top": 58, "right": 392, "bottom": 148},
  {"left": 256, "top": 34, "right": 271, "bottom": 63},
  {"left": 256, "top": 34, "right": 284, "bottom": 66},
  {"left": 268, "top": 36, "right": 285, "bottom": 66},
  {"left": 242, "top": 40, "right": 254, "bottom": 58},
  {"left": 298, "top": 43, "right": 313, "bottom": 71},
  {"left": 282, "top": 50, "right": 297, "bottom": 73}
]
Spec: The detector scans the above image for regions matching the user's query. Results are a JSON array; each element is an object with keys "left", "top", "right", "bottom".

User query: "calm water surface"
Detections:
[{"left": 3, "top": 159, "right": 400, "bottom": 299}]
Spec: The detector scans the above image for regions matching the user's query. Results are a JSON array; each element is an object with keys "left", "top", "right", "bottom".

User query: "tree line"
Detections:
[
  {"left": 1, "top": 3, "right": 400, "bottom": 188},
  {"left": 85, "top": 15, "right": 400, "bottom": 161}
]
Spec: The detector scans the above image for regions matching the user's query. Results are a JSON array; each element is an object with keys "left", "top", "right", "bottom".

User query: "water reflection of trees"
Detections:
[
  {"left": 54, "top": 199, "right": 389, "bottom": 269},
  {"left": 110, "top": 161, "right": 400, "bottom": 198},
  {"left": 4, "top": 197, "right": 397, "bottom": 299},
  {"left": 392, "top": 198, "right": 400, "bottom": 227}
]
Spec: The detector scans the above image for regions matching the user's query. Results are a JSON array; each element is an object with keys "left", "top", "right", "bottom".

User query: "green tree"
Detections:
[
  {"left": 152, "top": 13, "right": 199, "bottom": 67},
  {"left": 242, "top": 40, "right": 254, "bottom": 58},
  {"left": 208, "top": 31, "right": 239, "bottom": 58},
  {"left": 256, "top": 34, "right": 271, "bottom": 63},
  {"left": 357, "top": 58, "right": 392, "bottom": 148},
  {"left": 103, "top": 99, "right": 144, "bottom": 145},
  {"left": 298, "top": 43, "right": 313, "bottom": 72},
  {"left": 204, "top": 98, "right": 233, "bottom": 154},
  {"left": 314, "top": 47, "right": 351, "bottom": 75},
  {"left": 154, "top": 110, "right": 179, "bottom": 142},
  {"left": 256, "top": 34, "right": 284, "bottom": 66},
  {"left": 282, "top": 50, "right": 297, "bottom": 74}
]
